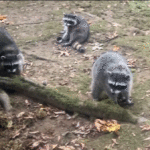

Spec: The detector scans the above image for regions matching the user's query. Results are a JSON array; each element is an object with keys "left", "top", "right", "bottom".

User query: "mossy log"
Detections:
[{"left": 0, "top": 76, "right": 138, "bottom": 123}]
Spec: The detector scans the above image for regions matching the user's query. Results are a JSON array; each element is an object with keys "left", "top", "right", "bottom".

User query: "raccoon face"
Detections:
[
  {"left": 0, "top": 55, "right": 19, "bottom": 74},
  {"left": 107, "top": 71, "right": 129, "bottom": 94},
  {"left": 63, "top": 14, "right": 77, "bottom": 27}
]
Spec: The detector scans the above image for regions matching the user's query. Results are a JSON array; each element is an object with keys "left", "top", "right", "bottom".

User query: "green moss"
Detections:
[
  {"left": 0, "top": 76, "right": 137, "bottom": 123},
  {"left": 83, "top": 100, "right": 137, "bottom": 123}
]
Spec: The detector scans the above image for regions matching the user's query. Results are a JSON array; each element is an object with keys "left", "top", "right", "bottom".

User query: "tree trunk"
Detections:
[{"left": 0, "top": 76, "right": 138, "bottom": 123}]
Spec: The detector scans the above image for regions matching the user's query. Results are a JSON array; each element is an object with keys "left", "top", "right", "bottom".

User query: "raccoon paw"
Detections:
[
  {"left": 118, "top": 99, "right": 134, "bottom": 107},
  {"left": 126, "top": 99, "right": 134, "bottom": 106},
  {"left": 62, "top": 43, "right": 71, "bottom": 47},
  {"left": 78, "top": 47, "right": 85, "bottom": 53},
  {"left": 56, "top": 37, "right": 62, "bottom": 43}
]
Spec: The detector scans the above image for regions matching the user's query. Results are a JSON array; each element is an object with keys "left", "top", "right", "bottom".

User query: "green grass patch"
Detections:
[
  {"left": 90, "top": 20, "right": 108, "bottom": 33},
  {"left": 71, "top": 73, "right": 91, "bottom": 94},
  {"left": 113, "top": 36, "right": 150, "bottom": 66},
  {"left": 130, "top": 78, "right": 150, "bottom": 116}
]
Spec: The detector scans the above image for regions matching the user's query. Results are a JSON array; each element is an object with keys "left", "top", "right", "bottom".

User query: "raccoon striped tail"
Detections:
[{"left": 72, "top": 41, "right": 85, "bottom": 53}]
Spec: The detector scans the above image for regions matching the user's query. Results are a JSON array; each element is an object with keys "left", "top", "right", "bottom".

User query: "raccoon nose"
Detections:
[
  {"left": 12, "top": 68, "right": 17, "bottom": 72},
  {"left": 110, "top": 89, "right": 115, "bottom": 95},
  {"left": 123, "top": 97, "right": 126, "bottom": 100},
  {"left": 1, "top": 56, "right": 6, "bottom": 60}
]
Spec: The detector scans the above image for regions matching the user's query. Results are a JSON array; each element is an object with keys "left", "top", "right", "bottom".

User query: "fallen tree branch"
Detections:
[{"left": 0, "top": 76, "right": 138, "bottom": 123}]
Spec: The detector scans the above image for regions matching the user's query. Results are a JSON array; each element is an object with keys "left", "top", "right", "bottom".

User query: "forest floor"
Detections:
[{"left": 0, "top": 1, "right": 150, "bottom": 150}]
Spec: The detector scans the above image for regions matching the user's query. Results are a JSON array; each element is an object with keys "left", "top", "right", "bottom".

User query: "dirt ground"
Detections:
[{"left": 0, "top": 1, "right": 150, "bottom": 150}]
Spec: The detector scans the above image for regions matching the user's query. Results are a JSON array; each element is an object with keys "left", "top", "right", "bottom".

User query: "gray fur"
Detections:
[
  {"left": 0, "top": 89, "right": 12, "bottom": 111},
  {"left": 91, "top": 51, "right": 133, "bottom": 105}
]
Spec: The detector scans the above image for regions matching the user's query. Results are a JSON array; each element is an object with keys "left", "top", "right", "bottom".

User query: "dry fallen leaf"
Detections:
[
  {"left": 144, "top": 137, "right": 150, "bottom": 141},
  {"left": 54, "top": 111, "right": 66, "bottom": 115},
  {"left": 0, "top": 15, "right": 7, "bottom": 20},
  {"left": 146, "top": 90, "right": 150, "bottom": 93},
  {"left": 52, "top": 145, "right": 75, "bottom": 150},
  {"left": 113, "top": 45, "right": 120, "bottom": 52},
  {"left": 146, "top": 145, "right": 150, "bottom": 148},
  {"left": 58, "top": 80, "right": 68, "bottom": 86},
  {"left": 31, "top": 141, "right": 40, "bottom": 149},
  {"left": 75, "top": 122, "right": 80, "bottom": 128},
  {"left": 52, "top": 144, "right": 58, "bottom": 149},
  {"left": 79, "top": 143, "right": 85, "bottom": 149},
  {"left": 94, "top": 119, "right": 103, "bottom": 132},
  {"left": 140, "top": 125, "right": 150, "bottom": 131},
  {"left": 12, "top": 130, "right": 20, "bottom": 139},
  {"left": 78, "top": 8, "right": 85, "bottom": 12},
  {"left": 112, "top": 139, "right": 118, "bottom": 145},
  {"left": 94, "top": 119, "right": 121, "bottom": 133},
  {"left": 29, "top": 131, "right": 40, "bottom": 134},
  {"left": 112, "top": 22, "right": 122, "bottom": 27},
  {"left": 87, "top": 20, "right": 93, "bottom": 25},
  {"left": 58, "top": 136, "right": 61, "bottom": 141},
  {"left": 59, "top": 146, "right": 75, "bottom": 150},
  {"left": 59, "top": 51, "right": 70, "bottom": 57},
  {"left": 41, "top": 133, "right": 51, "bottom": 140},
  {"left": 17, "top": 112, "right": 25, "bottom": 118},
  {"left": 127, "top": 58, "right": 136, "bottom": 68},
  {"left": 25, "top": 99, "right": 31, "bottom": 106},
  {"left": 7, "top": 120, "right": 13, "bottom": 128},
  {"left": 36, "top": 108, "right": 47, "bottom": 119},
  {"left": 107, "top": 32, "right": 118, "bottom": 39},
  {"left": 132, "top": 133, "right": 136, "bottom": 136}
]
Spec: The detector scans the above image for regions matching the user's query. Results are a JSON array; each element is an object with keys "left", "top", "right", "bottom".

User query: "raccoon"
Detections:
[
  {"left": 91, "top": 51, "right": 133, "bottom": 105},
  {"left": 0, "top": 27, "right": 24, "bottom": 111},
  {"left": 0, "top": 27, "right": 24, "bottom": 76},
  {"left": 57, "top": 13, "right": 90, "bottom": 53}
]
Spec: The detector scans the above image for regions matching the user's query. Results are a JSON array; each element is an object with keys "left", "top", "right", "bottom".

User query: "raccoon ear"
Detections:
[
  {"left": 107, "top": 71, "right": 112, "bottom": 76},
  {"left": 126, "top": 75, "right": 130, "bottom": 80},
  {"left": 17, "top": 54, "right": 22, "bottom": 59},
  {"left": 1, "top": 56, "right": 6, "bottom": 60}
]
